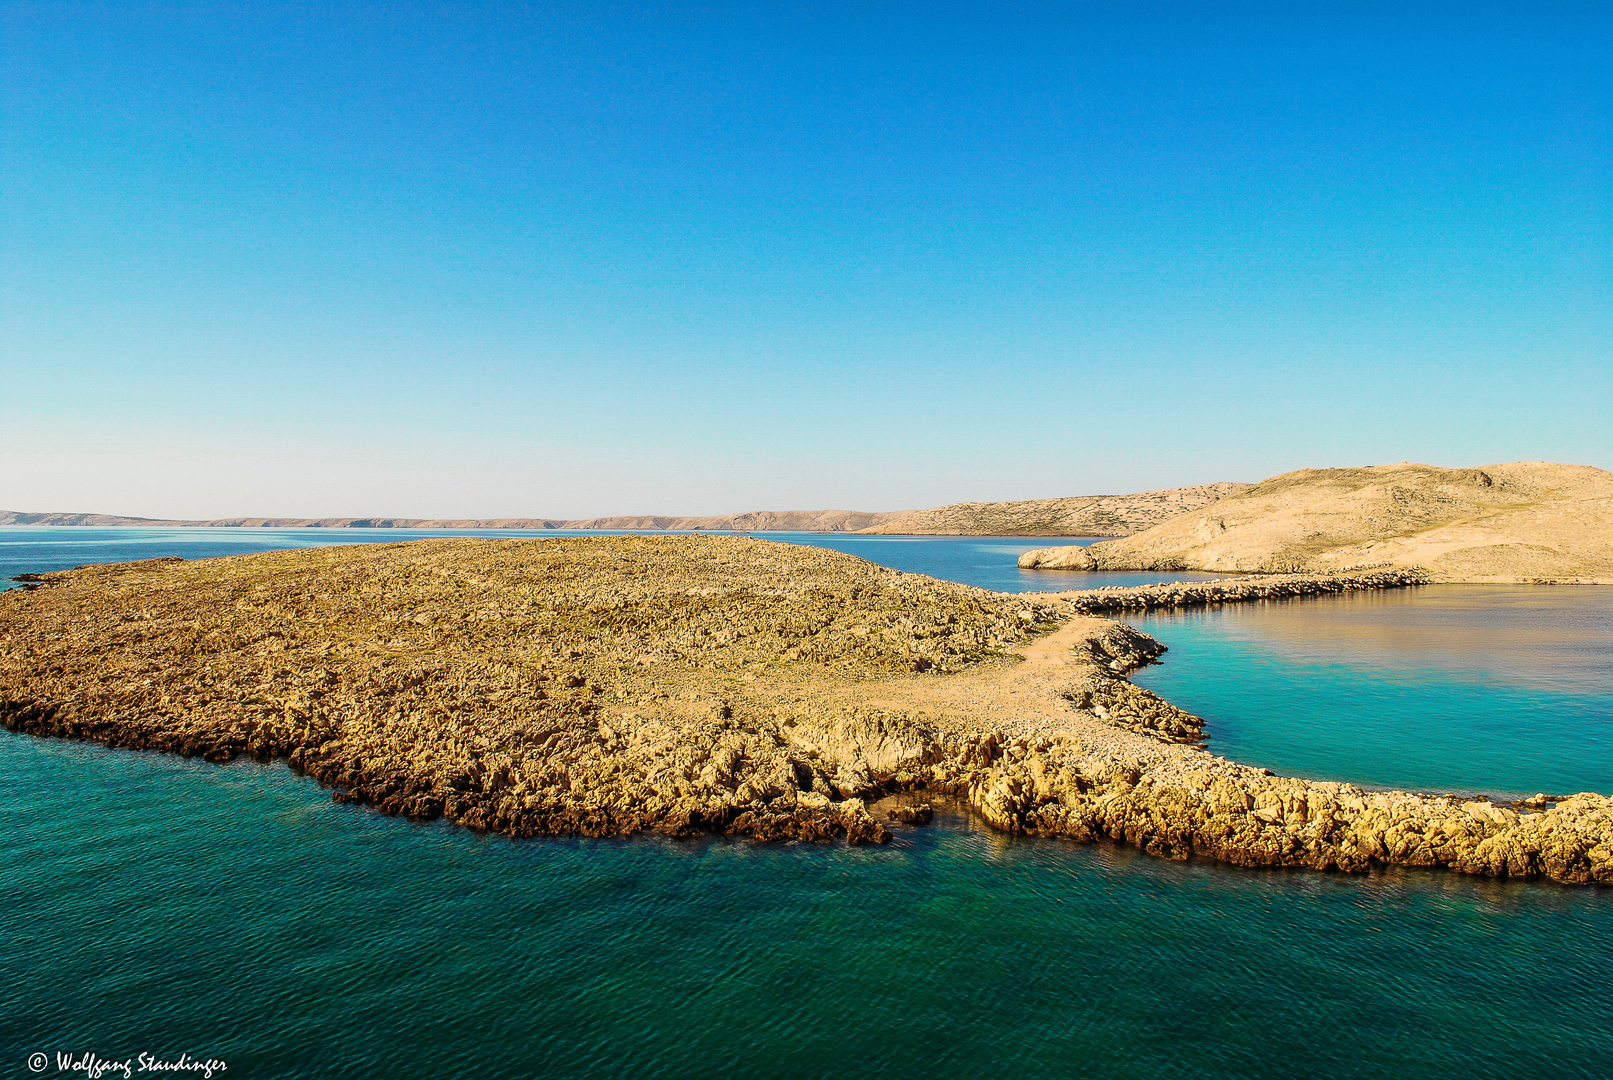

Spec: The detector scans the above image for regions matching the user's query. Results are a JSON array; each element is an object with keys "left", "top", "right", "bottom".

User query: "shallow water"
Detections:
[
  {"left": 5, "top": 732, "right": 1612, "bottom": 1079},
  {"left": 4, "top": 528, "right": 1612, "bottom": 1076},
  {"left": 1129, "top": 586, "right": 1613, "bottom": 799}
]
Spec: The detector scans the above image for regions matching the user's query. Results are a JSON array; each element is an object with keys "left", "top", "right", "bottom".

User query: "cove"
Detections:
[{"left": 1128, "top": 585, "right": 1613, "bottom": 799}]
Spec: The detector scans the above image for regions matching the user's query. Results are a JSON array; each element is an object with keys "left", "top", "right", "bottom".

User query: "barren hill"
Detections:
[
  {"left": 1020, "top": 462, "right": 1613, "bottom": 583},
  {"left": 561, "top": 509, "right": 894, "bottom": 532},
  {"left": 0, "top": 511, "right": 184, "bottom": 527},
  {"left": 854, "top": 483, "right": 1252, "bottom": 536},
  {"left": 0, "top": 510, "right": 885, "bottom": 531}
]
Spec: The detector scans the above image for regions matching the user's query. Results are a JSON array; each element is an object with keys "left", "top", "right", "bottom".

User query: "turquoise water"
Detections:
[
  {"left": 4, "top": 530, "right": 1613, "bottom": 1077},
  {"left": 5, "top": 733, "right": 1612, "bottom": 1079},
  {"left": 1129, "top": 587, "right": 1613, "bottom": 799}
]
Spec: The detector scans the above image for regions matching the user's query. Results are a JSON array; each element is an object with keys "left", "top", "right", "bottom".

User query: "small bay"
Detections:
[{"left": 1128, "top": 586, "right": 1613, "bottom": 798}]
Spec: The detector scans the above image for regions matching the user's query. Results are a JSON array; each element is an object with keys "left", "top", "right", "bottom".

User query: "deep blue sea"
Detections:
[{"left": 4, "top": 528, "right": 1611, "bottom": 1079}]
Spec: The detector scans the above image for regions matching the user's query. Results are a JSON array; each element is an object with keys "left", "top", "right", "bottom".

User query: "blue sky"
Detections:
[{"left": 3, "top": 2, "right": 1608, "bottom": 518}]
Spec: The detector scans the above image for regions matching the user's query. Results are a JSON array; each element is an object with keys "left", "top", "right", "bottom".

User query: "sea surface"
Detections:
[
  {"left": 3, "top": 528, "right": 1611, "bottom": 1078},
  {"left": 1129, "top": 586, "right": 1613, "bottom": 800}
]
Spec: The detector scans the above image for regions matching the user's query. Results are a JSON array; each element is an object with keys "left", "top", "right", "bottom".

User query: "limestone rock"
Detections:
[{"left": 1019, "top": 546, "right": 1093, "bottom": 570}]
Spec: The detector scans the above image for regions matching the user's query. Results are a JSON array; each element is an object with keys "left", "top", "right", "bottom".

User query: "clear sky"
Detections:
[{"left": 3, "top": 2, "right": 1609, "bottom": 518}]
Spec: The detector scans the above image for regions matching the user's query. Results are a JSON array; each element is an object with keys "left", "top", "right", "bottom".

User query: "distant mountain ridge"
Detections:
[
  {"left": 564, "top": 510, "right": 896, "bottom": 532},
  {"left": 0, "top": 483, "right": 1250, "bottom": 537},
  {"left": 0, "top": 510, "right": 894, "bottom": 531},
  {"left": 855, "top": 483, "right": 1252, "bottom": 536}
]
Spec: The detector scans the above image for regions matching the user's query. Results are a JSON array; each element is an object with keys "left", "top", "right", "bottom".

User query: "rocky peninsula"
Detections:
[
  {"left": 1019, "top": 462, "right": 1613, "bottom": 583},
  {"left": 3, "top": 536, "right": 1609, "bottom": 883}
]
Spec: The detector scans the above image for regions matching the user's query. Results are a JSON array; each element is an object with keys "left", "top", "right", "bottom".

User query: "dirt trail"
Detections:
[{"left": 1015, "top": 616, "right": 1113, "bottom": 668}]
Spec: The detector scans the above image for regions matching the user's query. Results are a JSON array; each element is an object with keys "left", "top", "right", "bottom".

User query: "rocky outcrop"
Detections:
[
  {"left": 1, "top": 535, "right": 1608, "bottom": 883},
  {"left": 1019, "top": 545, "right": 1095, "bottom": 569},
  {"left": 958, "top": 743, "right": 1613, "bottom": 884}
]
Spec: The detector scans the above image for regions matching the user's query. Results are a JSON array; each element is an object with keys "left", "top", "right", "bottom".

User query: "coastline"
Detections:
[
  {"left": 0, "top": 481, "right": 1251, "bottom": 537},
  {"left": 0, "top": 521, "right": 1131, "bottom": 538},
  {"left": 2, "top": 537, "right": 1609, "bottom": 884}
]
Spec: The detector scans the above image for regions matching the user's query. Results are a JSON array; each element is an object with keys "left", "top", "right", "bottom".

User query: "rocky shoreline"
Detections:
[
  {"left": 2, "top": 536, "right": 1609, "bottom": 883},
  {"left": 1051, "top": 568, "right": 1433, "bottom": 614}
]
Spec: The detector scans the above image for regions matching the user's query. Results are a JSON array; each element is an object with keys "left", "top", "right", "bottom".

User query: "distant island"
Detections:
[{"left": 0, "top": 482, "right": 1250, "bottom": 538}]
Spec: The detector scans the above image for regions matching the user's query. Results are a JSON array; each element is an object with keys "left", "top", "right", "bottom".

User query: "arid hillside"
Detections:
[
  {"left": 855, "top": 483, "right": 1251, "bottom": 536},
  {"left": 561, "top": 510, "right": 895, "bottom": 531},
  {"left": 0, "top": 485, "right": 1247, "bottom": 536},
  {"left": 1020, "top": 462, "right": 1613, "bottom": 583},
  {"left": 0, "top": 510, "right": 891, "bottom": 530}
]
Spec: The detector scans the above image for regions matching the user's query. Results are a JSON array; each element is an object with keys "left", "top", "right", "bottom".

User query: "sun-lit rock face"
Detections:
[
  {"left": 1023, "top": 463, "right": 1613, "bottom": 583},
  {"left": 861, "top": 483, "right": 1252, "bottom": 537}
]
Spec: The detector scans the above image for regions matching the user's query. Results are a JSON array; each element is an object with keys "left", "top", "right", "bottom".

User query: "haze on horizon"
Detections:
[{"left": 3, "top": 3, "right": 1608, "bottom": 521}]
